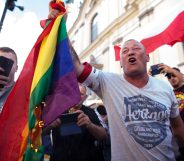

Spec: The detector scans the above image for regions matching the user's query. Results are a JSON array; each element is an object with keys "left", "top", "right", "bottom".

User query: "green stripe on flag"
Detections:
[
  {"left": 57, "top": 18, "right": 67, "bottom": 43},
  {"left": 23, "top": 140, "right": 44, "bottom": 161},
  {"left": 29, "top": 63, "right": 54, "bottom": 129}
]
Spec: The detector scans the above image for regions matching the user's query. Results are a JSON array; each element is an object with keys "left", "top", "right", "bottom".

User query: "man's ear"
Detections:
[
  {"left": 120, "top": 61, "right": 122, "bottom": 68},
  {"left": 119, "top": 54, "right": 123, "bottom": 68},
  {"left": 15, "top": 65, "right": 18, "bottom": 72},
  {"left": 146, "top": 54, "right": 150, "bottom": 62}
]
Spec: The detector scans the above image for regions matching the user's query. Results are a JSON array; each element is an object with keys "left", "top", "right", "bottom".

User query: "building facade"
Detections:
[{"left": 68, "top": 0, "right": 184, "bottom": 104}]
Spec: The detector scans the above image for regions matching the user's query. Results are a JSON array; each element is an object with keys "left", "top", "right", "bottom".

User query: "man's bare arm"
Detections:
[
  {"left": 170, "top": 115, "right": 184, "bottom": 145},
  {"left": 69, "top": 42, "right": 85, "bottom": 77},
  {"left": 159, "top": 64, "right": 184, "bottom": 81},
  {"left": 77, "top": 110, "right": 107, "bottom": 140}
]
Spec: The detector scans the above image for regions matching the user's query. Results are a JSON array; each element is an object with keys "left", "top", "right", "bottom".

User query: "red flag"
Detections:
[
  {"left": 114, "top": 45, "right": 121, "bottom": 61},
  {"left": 113, "top": 11, "right": 184, "bottom": 60},
  {"left": 141, "top": 10, "right": 184, "bottom": 54}
]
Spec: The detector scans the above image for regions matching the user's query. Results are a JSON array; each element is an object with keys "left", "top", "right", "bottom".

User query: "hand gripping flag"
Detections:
[{"left": 0, "top": 1, "right": 80, "bottom": 161}]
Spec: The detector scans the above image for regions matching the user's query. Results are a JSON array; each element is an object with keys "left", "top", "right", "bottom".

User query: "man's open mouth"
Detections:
[{"left": 128, "top": 57, "right": 136, "bottom": 64}]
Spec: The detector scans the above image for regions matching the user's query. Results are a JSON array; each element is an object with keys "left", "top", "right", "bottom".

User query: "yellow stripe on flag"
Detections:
[{"left": 31, "top": 15, "right": 63, "bottom": 93}]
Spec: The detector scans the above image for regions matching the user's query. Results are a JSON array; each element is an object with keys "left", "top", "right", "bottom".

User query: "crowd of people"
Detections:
[{"left": 1, "top": 1, "right": 184, "bottom": 161}]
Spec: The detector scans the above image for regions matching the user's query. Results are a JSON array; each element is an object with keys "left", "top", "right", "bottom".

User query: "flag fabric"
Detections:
[
  {"left": 0, "top": 20, "right": 54, "bottom": 161},
  {"left": 0, "top": 1, "right": 80, "bottom": 161},
  {"left": 114, "top": 45, "right": 121, "bottom": 61},
  {"left": 42, "top": 15, "right": 81, "bottom": 126},
  {"left": 114, "top": 10, "right": 184, "bottom": 60},
  {"left": 141, "top": 10, "right": 184, "bottom": 54}
]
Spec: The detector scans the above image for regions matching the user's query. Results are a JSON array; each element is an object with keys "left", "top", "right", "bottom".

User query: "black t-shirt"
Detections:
[
  {"left": 50, "top": 105, "right": 105, "bottom": 161},
  {"left": 174, "top": 85, "right": 184, "bottom": 122}
]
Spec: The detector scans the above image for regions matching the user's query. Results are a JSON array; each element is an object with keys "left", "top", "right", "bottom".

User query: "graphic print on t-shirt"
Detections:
[
  {"left": 174, "top": 91, "right": 184, "bottom": 112},
  {"left": 124, "top": 95, "right": 170, "bottom": 150}
]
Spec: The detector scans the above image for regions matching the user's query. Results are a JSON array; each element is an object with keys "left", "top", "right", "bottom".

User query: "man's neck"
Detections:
[{"left": 124, "top": 73, "right": 149, "bottom": 88}]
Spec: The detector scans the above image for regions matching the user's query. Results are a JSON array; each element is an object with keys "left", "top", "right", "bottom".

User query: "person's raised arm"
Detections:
[
  {"left": 159, "top": 63, "right": 184, "bottom": 81},
  {"left": 69, "top": 42, "right": 85, "bottom": 77}
]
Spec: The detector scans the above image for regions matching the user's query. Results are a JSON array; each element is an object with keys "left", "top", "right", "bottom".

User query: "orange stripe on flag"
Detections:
[{"left": 18, "top": 123, "right": 29, "bottom": 161}]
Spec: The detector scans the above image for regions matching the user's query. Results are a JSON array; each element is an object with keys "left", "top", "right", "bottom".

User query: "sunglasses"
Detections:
[{"left": 165, "top": 73, "right": 176, "bottom": 79}]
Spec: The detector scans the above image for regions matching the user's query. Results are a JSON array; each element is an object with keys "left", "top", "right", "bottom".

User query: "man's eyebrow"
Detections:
[
  {"left": 122, "top": 46, "right": 140, "bottom": 49},
  {"left": 122, "top": 46, "right": 128, "bottom": 49},
  {"left": 132, "top": 44, "right": 140, "bottom": 47}
]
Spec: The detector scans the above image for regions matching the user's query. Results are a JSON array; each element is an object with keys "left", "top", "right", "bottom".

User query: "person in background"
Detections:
[
  {"left": 48, "top": 84, "right": 107, "bottom": 161},
  {"left": 158, "top": 63, "right": 184, "bottom": 160},
  {"left": 158, "top": 64, "right": 184, "bottom": 120},
  {"left": 0, "top": 47, "right": 18, "bottom": 113},
  {"left": 96, "top": 104, "right": 111, "bottom": 161},
  {"left": 96, "top": 105, "right": 109, "bottom": 129}
]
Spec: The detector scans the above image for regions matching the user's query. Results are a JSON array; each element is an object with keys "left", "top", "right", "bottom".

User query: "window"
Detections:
[{"left": 91, "top": 13, "right": 98, "bottom": 42}]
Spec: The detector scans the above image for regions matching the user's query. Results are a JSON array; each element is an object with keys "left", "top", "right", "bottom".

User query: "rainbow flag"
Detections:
[{"left": 0, "top": 8, "right": 80, "bottom": 161}]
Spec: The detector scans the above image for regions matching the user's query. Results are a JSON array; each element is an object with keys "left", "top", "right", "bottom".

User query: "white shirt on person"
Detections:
[{"left": 83, "top": 67, "right": 179, "bottom": 161}]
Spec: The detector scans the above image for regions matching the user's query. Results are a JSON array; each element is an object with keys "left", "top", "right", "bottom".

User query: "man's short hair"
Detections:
[
  {"left": 0, "top": 47, "right": 17, "bottom": 63},
  {"left": 96, "top": 105, "right": 107, "bottom": 115},
  {"left": 121, "top": 39, "right": 146, "bottom": 54}
]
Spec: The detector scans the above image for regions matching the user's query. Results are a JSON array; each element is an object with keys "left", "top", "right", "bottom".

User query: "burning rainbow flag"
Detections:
[{"left": 0, "top": 1, "right": 80, "bottom": 161}]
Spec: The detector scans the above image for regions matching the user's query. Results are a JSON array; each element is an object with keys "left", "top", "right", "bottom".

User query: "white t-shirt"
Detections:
[{"left": 83, "top": 68, "right": 179, "bottom": 161}]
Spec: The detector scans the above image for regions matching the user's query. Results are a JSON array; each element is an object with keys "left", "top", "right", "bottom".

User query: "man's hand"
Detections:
[
  {"left": 76, "top": 110, "right": 107, "bottom": 140},
  {"left": 42, "top": 118, "right": 61, "bottom": 134},
  {"left": 76, "top": 110, "right": 92, "bottom": 129},
  {"left": 48, "top": 8, "right": 60, "bottom": 19},
  {"left": 0, "top": 67, "right": 9, "bottom": 89},
  {"left": 158, "top": 63, "right": 173, "bottom": 74},
  {"left": 49, "top": 118, "right": 61, "bottom": 128},
  {"left": 158, "top": 63, "right": 184, "bottom": 81}
]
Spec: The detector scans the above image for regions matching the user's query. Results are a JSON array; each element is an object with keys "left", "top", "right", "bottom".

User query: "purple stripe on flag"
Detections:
[{"left": 42, "top": 71, "right": 80, "bottom": 126}]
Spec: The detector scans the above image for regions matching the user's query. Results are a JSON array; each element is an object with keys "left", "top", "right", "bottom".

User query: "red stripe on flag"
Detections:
[
  {"left": 0, "top": 18, "right": 56, "bottom": 161},
  {"left": 141, "top": 11, "right": 184, "bottom": 54}
]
